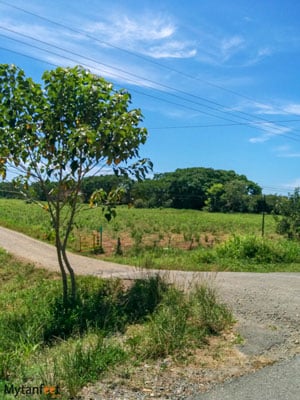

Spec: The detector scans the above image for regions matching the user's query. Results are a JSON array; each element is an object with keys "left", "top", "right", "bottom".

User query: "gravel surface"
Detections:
[
  {"left": 189, "top": 355, "right": 300, "bottom": 400},
  {"left": 0, "top": 226, "right": 299, "bottom": 399}
]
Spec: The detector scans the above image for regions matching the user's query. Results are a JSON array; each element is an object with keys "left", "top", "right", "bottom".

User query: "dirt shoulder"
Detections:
[{"left": 0, "top": 226, "right": 299, "bottom": 399}]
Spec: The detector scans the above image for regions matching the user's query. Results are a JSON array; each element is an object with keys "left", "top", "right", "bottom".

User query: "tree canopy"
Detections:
[
  {"left": 131, "top": 167, "right": 262, "bottom": 211},
  {"left": 0, "top": 64, "right": 152, "bottom": 305}
]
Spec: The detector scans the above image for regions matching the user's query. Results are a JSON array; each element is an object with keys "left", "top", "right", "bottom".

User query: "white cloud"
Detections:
[
  {"left": 238, "top": 100, "right": 300, "bottom": 118},
  {"left": 283, "top": 104, "right": 300, "bottom": 115},
  {"left": 249, "top": 135, "right": 270, "bottom": 143},
  {"left": 273, "top": 144, "right": 300, "bottom": 158},
  {"left": 88, "top": 16, "right": 175, "bottom": 43},
  {"left": 221, "top": 36, "right": 245, "bottom": 60},
  {"left": 249, "top": 122, "right": 292, "bottom": 143},
  {"left": 149, "top": 41, "right": 197, "bottom": 59},
  {"left": 0, "top": 16, "right": 171, "bottom": 89},
  {"left": 251, "top": 102, "right": 282, "bottom": 115},
  {"left": 85, "top": 13, "right": 197, "bottom": 60}
]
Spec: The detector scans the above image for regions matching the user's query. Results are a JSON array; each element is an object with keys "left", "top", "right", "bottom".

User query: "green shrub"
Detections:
[
  {"left": 43, "top": 275, "right": 169, "bottom": 342},
  {"left": 134, "top": 283, "right": 234, "bottom": 360},
  {"left": 188, "top": 284, "right": 234, "bottom": 336},
  {"left": 140, "top": 288, "right": 189, "bottom": 359},
  {"left": 216, "top": 235, "right": 300, "bottom": 264},
  {"left": 123, "top": 274, "right": 169, "bottom": 323}
]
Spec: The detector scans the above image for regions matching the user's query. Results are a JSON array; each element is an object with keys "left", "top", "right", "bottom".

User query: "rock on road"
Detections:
[{"left": 0, "top": 226, "right": 299, "bottom": 399}]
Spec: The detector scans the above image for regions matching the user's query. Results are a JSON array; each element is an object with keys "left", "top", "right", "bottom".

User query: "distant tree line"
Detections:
[{"left": 0, "top": 167, "right": 286, "bottom": 214}]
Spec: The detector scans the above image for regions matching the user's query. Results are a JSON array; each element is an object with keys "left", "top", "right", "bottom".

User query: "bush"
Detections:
[
  {"left": 134, "top": 198, "right": 147, "bottom": 208},
  {"left": 216, "top": 235, "right": 300, "bottom": 264},
  {"left": 189, "top": 284, "right": 233, "bottom": 336},
  {"left": 133, "top": 283, "right": 233, "bottom": 359},
  {"left": 123, "top": 274, "right": 169, "bottom": 323},
  {"left": 139, "top": 288, "right": 189, "bottom": 359},
  {"left": 43, "top": 275, "right": 169, "bottom": 342}
]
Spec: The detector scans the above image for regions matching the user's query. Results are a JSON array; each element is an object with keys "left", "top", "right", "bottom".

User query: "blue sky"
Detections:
[{"left": 1, "top": 0, "right": 300, "bottom": 194}]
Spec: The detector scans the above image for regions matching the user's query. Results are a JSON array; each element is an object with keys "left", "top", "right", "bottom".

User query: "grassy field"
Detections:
[
  {"left": 0, "top": 250, "right": 234, "bottom": 399},
  {"left": 0, "top": 199, "right": 300, "bottom": 272}
]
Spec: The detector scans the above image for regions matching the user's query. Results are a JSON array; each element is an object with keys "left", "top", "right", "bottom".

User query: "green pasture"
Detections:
[{"left": 0, "top": 199, "right": 300, "bottom": 272}]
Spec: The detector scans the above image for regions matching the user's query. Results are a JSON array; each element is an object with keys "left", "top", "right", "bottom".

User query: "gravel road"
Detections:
[
  {"left": 0, "top": 226, "right": 299, "bottom": 399},
  {"left": 190, "top": 355, "right": 300, "bottom": 400}
]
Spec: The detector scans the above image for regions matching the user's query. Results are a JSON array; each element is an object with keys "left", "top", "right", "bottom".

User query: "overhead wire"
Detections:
[
  {"left": 0, "top": 25, "right": 275, "bottom": 127},
  {"left": 1, "top": 29, "right": 300, "bottom": 142},
  {"left": 0, "top": 0, "right": 300, "bottom": 136},
  {"left": 0, "top": 0, "right": 291, "bottom": 109}
]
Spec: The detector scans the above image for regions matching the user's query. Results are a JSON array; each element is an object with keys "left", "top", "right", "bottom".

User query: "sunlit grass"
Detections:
[{"left": 1, "top": 199, "right": 299, "bottom": 272}]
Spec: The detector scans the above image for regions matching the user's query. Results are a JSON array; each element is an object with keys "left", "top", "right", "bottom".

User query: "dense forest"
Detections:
[{"left": 0, "top": 167, "right": 285, "bottom": 214}]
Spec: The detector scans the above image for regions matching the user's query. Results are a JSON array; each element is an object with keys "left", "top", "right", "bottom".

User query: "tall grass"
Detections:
[
  {"left": 129, "top": 284, "right": 233, "bottom": 360},
  {"left": 0, "top": 250, "right": 234, "bottom": 398}
]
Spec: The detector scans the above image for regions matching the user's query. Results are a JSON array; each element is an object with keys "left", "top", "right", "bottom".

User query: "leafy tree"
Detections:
[
  {"left": 205, "top": 183, "right": 225, "bottom": 212},
  {"left": 153, "top": 168, "right": 261, "bottom": 210},
  {"left": 274, "top": 188, "right": 300, "bottom": 239},
  {"left": 131, "top": 178, "right": 171, "bottom": 208},
  {"left": 81, "top": 175, "right": 132, "bottom": 203},
  {"left": 0, "top": 64, "right": 151, "bottom": 306},
  {"left": 0, "top": 181, "right": 24, "bottom": 198},
  {"left": 221, "top": 180, "right": 248, "bottom": 212}
]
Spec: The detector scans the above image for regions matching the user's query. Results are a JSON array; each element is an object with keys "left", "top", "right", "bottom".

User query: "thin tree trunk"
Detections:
[
  {"left": 55, "top": 230, "right": 69, "bottom": 306},
  {"left": 62, "top": 247, "right": 77, "bottom": 304}
]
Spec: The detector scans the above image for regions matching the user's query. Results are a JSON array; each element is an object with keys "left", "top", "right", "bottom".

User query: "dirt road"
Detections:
[{"left": 0, "top": 226, "right": 299, "bottom": 398}]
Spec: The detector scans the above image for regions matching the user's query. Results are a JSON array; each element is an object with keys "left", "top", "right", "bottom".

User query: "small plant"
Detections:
[
  {"left": 131, "top": 228, "right": 144, "bottom": 251},
  {"left": 189, "top": 284, "right": 234, "bottom": 336},
  {"left": 216, "top": 235, "right": 300, "bottom": 264},
  {"left": 123, "top": 274, "right": 169, "bottom": 323},
  {"left": 139, "top": 288, "right": 189, "bottom": 359},
  {"left": 115, "top": 237, "right": 123, "bottom": 255},
  {"left": 58, "top": 334, "right": 126, "bottom": 397}
]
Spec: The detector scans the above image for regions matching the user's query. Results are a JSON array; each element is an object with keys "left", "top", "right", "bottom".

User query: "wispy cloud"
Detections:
[
  {"left": 244, "top": 101, "right": 300, "bottom": 116},
  {"left": 249, "top": 122, "right": 292, "bottom": 143},
  {"left": 273, "top": 144, "right": 300, "bottom": 158},
  {"left": 193, "top": 25, "right": 273, "bottom": 67},
  {"left": 282, "top": 103, "right": 300, "bottom": 115},
  {"left": 220, "top": 36, "right": 245, "bottom": 61},
  {"left": 0, "top": 16, "right": 172, "bottom": 89},
  {"left": 85, "top": 13, "right": 197, "bottom": 60}
]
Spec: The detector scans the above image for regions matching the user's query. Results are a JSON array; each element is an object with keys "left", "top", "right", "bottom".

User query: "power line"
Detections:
[
  {"left": 148, "top": 119, "right": 300, "bottom": 130},
  {"left": 0, "top": 40, "right": 248, "bottom": 126},
  {"left": 1, "top": 1, "right": 300, "bottom": 135},
  {"left": 2, "top": 41, "right": 300, "bottom": 144},
  {"left": 1, "top": 30, "right": 300, "bottom": 142},
  {"left": 0, "top": 0, "right": 290, "bottom": 112},
  {"left": 0, "top": 25, "right": 271, "bottom": 127},
  {"left": 1, "top": 8, "right": 300, "bottom": 143}
]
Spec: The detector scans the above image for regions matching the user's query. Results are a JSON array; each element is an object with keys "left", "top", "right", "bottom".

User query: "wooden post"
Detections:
[{"left": 261, "top": 195, "right": 266, "bottom": 237}]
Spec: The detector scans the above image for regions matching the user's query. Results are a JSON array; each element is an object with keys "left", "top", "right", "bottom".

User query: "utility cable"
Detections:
[{"left": 1, "top": 26, "right": 300, "bottom": 142}]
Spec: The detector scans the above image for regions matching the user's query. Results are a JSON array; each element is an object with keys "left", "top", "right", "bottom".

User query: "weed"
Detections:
[
  {"left": 57, "top": 334, "right": 126, "bottom": 397},
  {"left": 138, "top": 288, "right": 189, "bottom": 359}
]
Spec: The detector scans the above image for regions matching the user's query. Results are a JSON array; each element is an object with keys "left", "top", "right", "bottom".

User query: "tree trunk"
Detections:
[
  {"left": 55, "top": 231, "right": 69, "bottom": 306},
  {"left": 62, "top": 246, "right": 77, "bottom": 304}
]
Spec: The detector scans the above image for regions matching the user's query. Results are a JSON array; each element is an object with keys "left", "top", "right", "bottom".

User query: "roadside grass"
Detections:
[
  {"left": 0, "top": 250, "right": 234, "bottom": 399},
  {"left": 110, "top": 235, "right": 300, "bottom": 272},
  {"left": 1, "top": 199, "right": 300, "bottom": 272}
]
